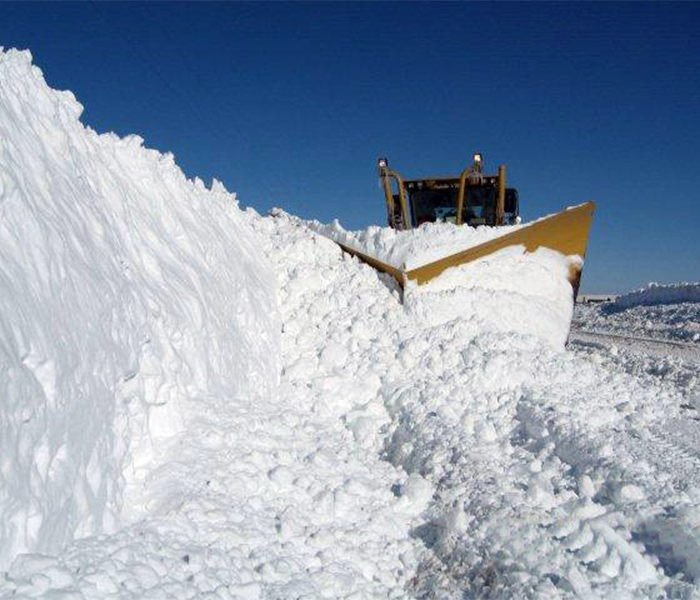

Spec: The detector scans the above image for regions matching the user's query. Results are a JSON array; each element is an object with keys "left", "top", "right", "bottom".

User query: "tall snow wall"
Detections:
[{"left": 0, "top": 49, "right": 280, "bottom": 568}]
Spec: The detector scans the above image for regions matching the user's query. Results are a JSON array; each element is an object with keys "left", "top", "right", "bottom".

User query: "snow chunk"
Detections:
[{"left": 396, "top": 474, "right": 433, "bottom": 516}]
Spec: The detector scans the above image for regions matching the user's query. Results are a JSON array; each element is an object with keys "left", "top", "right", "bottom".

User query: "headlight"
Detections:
[
  {"left": 473, "top": 152, "right": 483, "bottom": 163},
  {"left": 377, "top": 157, "right": 388, "bottom": 168}
]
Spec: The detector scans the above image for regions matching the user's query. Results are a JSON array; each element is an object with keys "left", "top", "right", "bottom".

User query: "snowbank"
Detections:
[
  {"left": 0, "top": 48, "right": 279, "bottom": 568},
  {"left": 308, "top": 217, "right": 522, "bottom": 269},
  {"left": 616, "top": 281, "right": 700, "bottom": 309},
  {"left": 404, "top": 245, "right": 576, "bottom": 349}
]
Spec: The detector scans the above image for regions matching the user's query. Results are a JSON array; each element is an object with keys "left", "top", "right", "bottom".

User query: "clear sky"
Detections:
[{"left": 1, "top": 1, "right": 698, "bottom": 293}]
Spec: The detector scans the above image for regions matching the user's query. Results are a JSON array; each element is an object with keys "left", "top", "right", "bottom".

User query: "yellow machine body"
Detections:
[
  {"left": 336, "top": 201, "right": 595, "bottom": 294},
  {"left": 335, "top": 158, "right": 595, "bottom": 297}
]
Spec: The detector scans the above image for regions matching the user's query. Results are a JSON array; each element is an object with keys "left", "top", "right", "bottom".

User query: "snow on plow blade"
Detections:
[{"left": 335, "top": 201, "right": 596, "bottom": 296}]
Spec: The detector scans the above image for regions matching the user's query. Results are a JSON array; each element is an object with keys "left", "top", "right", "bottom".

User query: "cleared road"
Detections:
[{"left": 569, "top": 326, "right": 700, "bottom": 362}]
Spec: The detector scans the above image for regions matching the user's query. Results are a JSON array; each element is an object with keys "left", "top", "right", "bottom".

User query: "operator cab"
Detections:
[{"left": 400, "top": 179, "right": 519, "bottom": 228}]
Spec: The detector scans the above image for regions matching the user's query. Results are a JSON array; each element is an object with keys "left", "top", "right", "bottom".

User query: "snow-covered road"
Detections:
[
  {"left": 564, "top": 302, "right": 700, "bottom": 594},
  {"left": 571, "top": 303, "right": 700, "bottom": 412},
  {"left": 570, "top": 327, "right": 700, "bottom": 362}
]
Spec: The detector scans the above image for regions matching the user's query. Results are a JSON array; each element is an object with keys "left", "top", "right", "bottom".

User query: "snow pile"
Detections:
[
  {"left": 1, "top": 197, "right": 430, "bottom": 598},
  {"left": 403, "top": 245, "right": 576, "bottom": 349},
  {"left": 0, "top": 48, "right": 426, "bottom": 598},
  {"left": 0, "top": 48, "right": 279, "bottom": 568},
  {"left": 308, "top": 217, "right": 522, "bottom": 269},
  {"left": 274, "top": 215, "right": 691, "bottom": 597},
  {"left": 297, "top": 211, "right": 575, "bottom": 349},
  {"left": 616, "top": 281, "right": 700, "bottom": 309}
]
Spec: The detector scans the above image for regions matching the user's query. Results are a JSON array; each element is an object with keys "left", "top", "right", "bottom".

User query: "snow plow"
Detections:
[{"left": 333, "top": 155, "right": 595, "bottom": 298}]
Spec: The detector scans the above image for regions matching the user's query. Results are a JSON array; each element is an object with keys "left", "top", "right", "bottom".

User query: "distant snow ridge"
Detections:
[
  {"left": 0, "top": 48, "right": 279, "bottom": 568},
  {"left": 616, "top": 282, "right": 700, "bottom": 308}
]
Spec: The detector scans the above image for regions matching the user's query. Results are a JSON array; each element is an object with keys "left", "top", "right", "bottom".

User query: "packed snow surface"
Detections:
[
  {"left": 308, "top": 218, "right": 523, "bottom": 269},
  {"left": 2, "top": 47, "right": 700, "bottom": 600}
]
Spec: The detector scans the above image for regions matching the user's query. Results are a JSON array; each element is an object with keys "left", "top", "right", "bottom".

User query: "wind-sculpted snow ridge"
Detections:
[
  {"left": 0, "top": 48, "right": 278, "bottom": 569},
  {"left": 616, "top": 282, "right": 700, "bottom": 309},
  {"left": 0, "top": 49, "right": 425, "bottom": 599}
]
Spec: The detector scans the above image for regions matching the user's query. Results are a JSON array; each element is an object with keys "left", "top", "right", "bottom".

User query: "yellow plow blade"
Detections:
[{"left": 335, "top": 201, "right": 595, "bottom": 296}]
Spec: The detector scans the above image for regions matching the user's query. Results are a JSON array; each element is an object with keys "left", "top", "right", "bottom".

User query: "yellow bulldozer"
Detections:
[{"left": 332, "top": 154, "right": 595, "bottom": 298}]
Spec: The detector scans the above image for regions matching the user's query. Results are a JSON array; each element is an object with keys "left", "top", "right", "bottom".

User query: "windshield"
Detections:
[
  {"left": 409, "top": 188, "right": 458, "bottom": 225},
  {"left": 463, "top": 186, "right": 497, "bottom": 226},
  {"left": 408, "top": 186, "right": 498, "bottom": 227}
]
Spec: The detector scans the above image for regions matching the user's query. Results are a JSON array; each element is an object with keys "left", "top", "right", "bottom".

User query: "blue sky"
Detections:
[{"left": 1, "top": 2, "right": 698, "bottom": 293}]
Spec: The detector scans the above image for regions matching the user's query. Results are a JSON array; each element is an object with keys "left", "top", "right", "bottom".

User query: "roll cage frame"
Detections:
[{"left": 378, "top": 158, "right": 518, "bottom": 230}]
